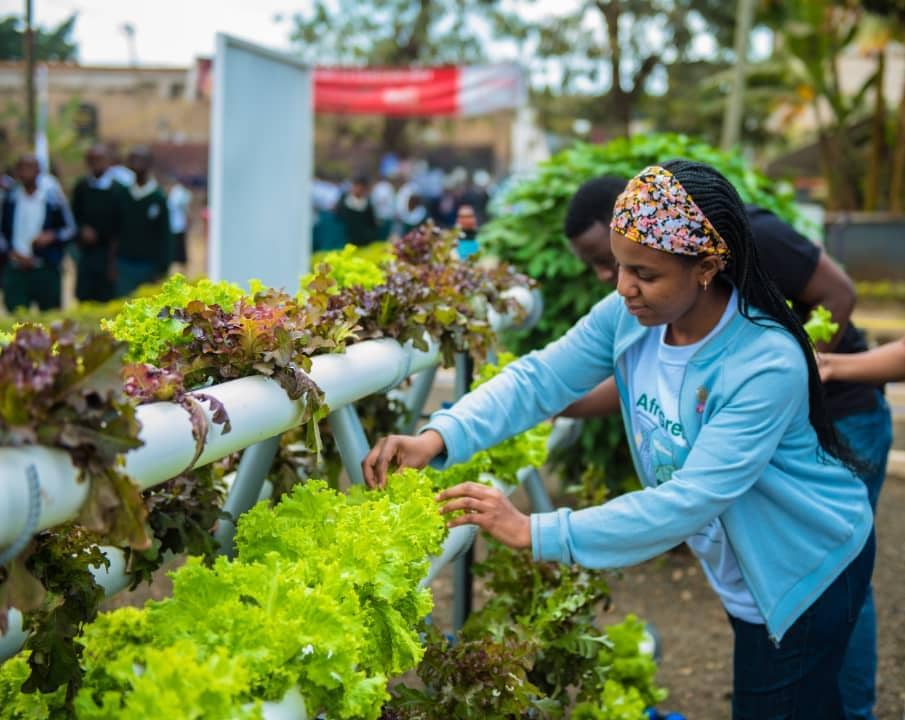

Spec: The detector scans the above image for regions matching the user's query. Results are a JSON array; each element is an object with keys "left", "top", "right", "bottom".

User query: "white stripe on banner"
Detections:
[{"left": 458, "top": 63, "right": 526, "bottom": 116}]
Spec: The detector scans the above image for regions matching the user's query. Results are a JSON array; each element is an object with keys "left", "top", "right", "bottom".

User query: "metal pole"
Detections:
[
  {"left": 400, "top": 366, "right": 439, "bottom": 435},
  {"left": 451, "top": 352, "right": 474, "bottom": 631},
  {"left": 214, "top": 434, "right": 281, "bottom": 557},
  {"left": 327, "top": 404, "right": 371, "bottom": 486},
  {"left": 24, "top": 0, "right": 35, "bottom": 146},
  {"left": 518, "top": 466, "right": 554, "bottom": 513},
  {"left": 720, "top": 0, "right": 756, "bottom": 150}
]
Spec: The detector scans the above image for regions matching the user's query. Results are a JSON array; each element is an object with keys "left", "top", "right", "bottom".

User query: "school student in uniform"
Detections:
[
  {"left": 335, "top": 176, "right": 378, "bottom": 247},
  {"left": 560, "top": 175, "right": 891, "bottom": 720},
  {"left": 71, "top": 143, "right": 120, "bottom": 302},
  {"left": 0, "top": 154, "right": 73, "bottom": 311},
  {"left": 364, "top": 161, "right": 875, "bottom": 720},
  {"left": 167, "top": 177, "right": 192, "bottom": 266},
  {"left": 112, "top": 147, "right": 172, "bottom": 298}
]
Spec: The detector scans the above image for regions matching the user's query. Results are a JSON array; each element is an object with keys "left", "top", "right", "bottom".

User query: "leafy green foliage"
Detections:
[
  {"left": 385, "top": 540, "right": 665, "bottom": 720},
  {"left": 804, "top": 305, "right": 840, "bottom": 345},
  {"left": 0, "top": 281, "right": 167, "bottom": 335},
  {"left": 465, "top": 541, "right": 614, "bottom": 704},
  {"left": 19, "top": 529, "right": 108, "bottom": 700},
  {"left": 344, "top": 224, "right": 532, "bottom": 366},
  {"left": 0, "top": 323, "right": 148, "bottom": 550},
  {"left": 0, "top": 225, "right": 535, "bottom": 710},
  {"left": 0, "top": 14, "right": 78, "bottom": 62},
  {"left": 302, "top": 244, "right": 390, "bottom": 293},
  {"left": 0, "top": 470, "right": 447, "bottom": 720},
  {"left": 0, "top": 654, "right": 67, "bottom": 719},
  {"left": 123, "top": 466, "right": 229, "bottom": 588},
  {"left": 482, "top": 134, "right": 803, "bottom": 496},
  {"left": 101, "top": 275, "right": 246, "bottom": 364},
  {"left": 572, "top": 616, "right": 667, "bottom": 720},
  {"left": 381, "top": 626, "right": 552, "bottom": 720}
]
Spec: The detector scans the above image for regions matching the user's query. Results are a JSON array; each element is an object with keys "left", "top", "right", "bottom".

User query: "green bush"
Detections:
[{"left": 481, "top": 134, "right": 803, "bottom": 495}]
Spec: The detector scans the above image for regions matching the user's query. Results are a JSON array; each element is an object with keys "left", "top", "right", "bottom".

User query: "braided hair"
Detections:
[{"left": 661, "top": 159, "right": 862, "bottom": 475}]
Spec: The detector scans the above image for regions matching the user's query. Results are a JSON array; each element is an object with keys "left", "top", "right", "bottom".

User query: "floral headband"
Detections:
[{"left": 609, "top": 165, "right": 731, "bottom": 260}]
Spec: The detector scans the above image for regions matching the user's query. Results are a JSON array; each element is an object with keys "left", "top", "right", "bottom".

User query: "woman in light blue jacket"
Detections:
[{"left": 363, "top": 160, "right": 874, "bottom": 719}]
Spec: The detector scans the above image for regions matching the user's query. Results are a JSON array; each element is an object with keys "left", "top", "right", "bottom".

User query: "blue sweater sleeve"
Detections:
[
  {"left": 422, "top": 291, "right": 623, "bottom": 468},
  {"left": 531, "top": 342, "right": 809, "bottom": 567}
]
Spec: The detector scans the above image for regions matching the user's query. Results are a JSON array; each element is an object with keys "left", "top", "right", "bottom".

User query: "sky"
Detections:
[
  {"left": 3, "top": 0, "right": 572, "bottom": 68},
  {"left": 4, "top": 0, "right": 306, "bottom": 66},
  {"left": 1, "top": 0, "right": 770, "bottom": 94}
]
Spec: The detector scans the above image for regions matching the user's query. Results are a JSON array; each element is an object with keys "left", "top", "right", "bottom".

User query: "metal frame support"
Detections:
[
  {"left": 214, "top": 434, "right": 282, "bottom": 558},
  {"left": 518, "top": 466, "right": 554, "bottom": 513},
  {"left": 328, "top": 404, "right": 371, "bottom": 486},
  {"left": 451, "top": 352, "right": 475, "bottom": 631},
  {"left": 400, "top": 366, "right": 439, "bottom": 435}
]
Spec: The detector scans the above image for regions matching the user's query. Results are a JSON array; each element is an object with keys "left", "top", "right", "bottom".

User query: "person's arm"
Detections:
[
  {"left": 820, "top": 338, "right": 905, "bottom": 384},
  {"left": 560, "top": 377, "right": 621, "bottom": 418},
  {"left": 363, "top": 292, "right": 622, "bottom": 487},
  {"left": 445, "top": 338, "right": 809, "bottom": 566},
  {"left": 749, "top": 208, "right": 852, "bottom": 352},
  {"left": 795, "top": 251, "right": 855, "bottom": 352},
  {"left": 32, "top": 203, "right": 69, "bottom": 250}
]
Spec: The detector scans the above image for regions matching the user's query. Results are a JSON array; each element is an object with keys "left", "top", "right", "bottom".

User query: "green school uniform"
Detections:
[
  {"left": 72, "top": 175, "right": 119, "bottom": 302},
  {"left": 114, "top": 180, "right": 172, "bottom": 298}
]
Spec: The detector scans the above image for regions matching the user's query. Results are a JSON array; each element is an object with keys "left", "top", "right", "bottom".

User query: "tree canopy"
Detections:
[{"left": 0, "top": 14, "right": 78, "bottom": 63}]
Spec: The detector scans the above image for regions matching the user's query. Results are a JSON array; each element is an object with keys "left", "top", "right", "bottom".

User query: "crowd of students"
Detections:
[
  {"left": 312, "top": 163, "right": 491, "bottom": 250},
  {"left": 0, "top": 143, "right": 192, "bottom": 312}
]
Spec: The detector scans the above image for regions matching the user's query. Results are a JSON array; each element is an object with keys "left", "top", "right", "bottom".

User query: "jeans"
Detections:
[
  {"left": 730, "top": 532, "right": 876, "bottom": 719},
  {"left": 833, "top": 394, "right": 893, "bottom": 720}
]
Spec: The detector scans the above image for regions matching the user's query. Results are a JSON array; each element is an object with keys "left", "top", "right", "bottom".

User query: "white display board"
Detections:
[{"left": 208, "top": 34, "right": 312, "bottom": 290}]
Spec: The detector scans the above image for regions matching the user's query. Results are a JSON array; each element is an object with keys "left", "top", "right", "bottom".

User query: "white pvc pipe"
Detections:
[
  {"left": 0, "top": 336, "right": 440, "bottom": 549},
  {"left": 261, "top": 686, "right": 307, "bottom": 720},
  {"left": 0, "top": 282, "right": 541, "bottom": 550},
  {"left": 0, "top": 288, "right": 541, "bottom": 661},
  {"left": 0, "top": 611, "right": 25, "bottom": 661},
  {"left": 125, "top": 337, "right": 442, "bottom": 491},
  {"left": 0, "top": 447, "right": 90, "bottom": 550},
  {"left": 0, "top": 546, "right": 130, "bottom": 662}
]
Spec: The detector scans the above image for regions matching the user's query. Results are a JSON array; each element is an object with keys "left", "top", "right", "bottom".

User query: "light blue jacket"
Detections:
[{"left": 424, "top": 291, "right": 872, "bottom": 643}]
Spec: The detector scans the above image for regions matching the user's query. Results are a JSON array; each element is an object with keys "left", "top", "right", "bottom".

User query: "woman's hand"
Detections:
[
  {"left": 362, "top": 430, "right": 445, "bottom": 488},
  {"left": 437, "top": 482, "right": 531, "bottom": 550}
]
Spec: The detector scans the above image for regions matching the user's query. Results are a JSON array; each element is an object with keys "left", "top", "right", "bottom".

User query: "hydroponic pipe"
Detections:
[
  {"left": 0, "top": 281, "right": 540, "bottom": 551},
  {"left": 0, "top": 545, "right": 130, "bottom": 661},
  {"left": 0, "top": 337, "right": 437, "bottom": 550}
]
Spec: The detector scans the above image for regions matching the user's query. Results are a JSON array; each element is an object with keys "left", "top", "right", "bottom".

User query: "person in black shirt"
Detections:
[
  {"left": 335, "top": 176, "right": 378, "bottom": 247},
  {"left": 71, "top": 143, "right": 119, "bottom": 302},
  {"left": 559, "top": 175, "right": 892, "bottom": 720}
]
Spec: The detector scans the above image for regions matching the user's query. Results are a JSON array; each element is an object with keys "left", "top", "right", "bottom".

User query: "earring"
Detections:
[{"left": 703, "top": 279, "right": 709, "bottom": 292}]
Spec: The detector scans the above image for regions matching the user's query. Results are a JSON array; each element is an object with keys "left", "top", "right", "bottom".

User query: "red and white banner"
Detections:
[
  {"left": 194, "top": 59, "right": 525, "bottom": 117},
  {"left": 313, "top": 63, "right": 525, "bottom": 117}
]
